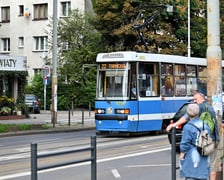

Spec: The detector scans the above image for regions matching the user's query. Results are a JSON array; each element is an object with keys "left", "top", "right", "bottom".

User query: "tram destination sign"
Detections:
[
  {"left": 0, "top": 55, "right": 27, "bottom": 71},
  {"left": 100, "top": 63, "right": 128, "bottom": 69}
]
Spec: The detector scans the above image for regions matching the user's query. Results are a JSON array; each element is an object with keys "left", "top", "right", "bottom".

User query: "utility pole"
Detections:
[
  {"left": 187, "top": 0, "right": 191, "bottom": 57},
  {"left": 206, "top": 1, "right": 223, "bottom": 179},
  {"left": 51, "top": 0, "right": 58, "bottom": 127}
]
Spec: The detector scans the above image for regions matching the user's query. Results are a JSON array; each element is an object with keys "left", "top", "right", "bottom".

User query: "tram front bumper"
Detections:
[{"left": 95, "top": 115, "right": 128, "bottom": 121}]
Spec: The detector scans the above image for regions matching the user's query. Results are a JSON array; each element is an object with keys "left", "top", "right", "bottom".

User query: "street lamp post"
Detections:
[
  {"left": 51, "top": 0, "right": 58, "bottom": 127},
  {"left": 187, "top": 0, "right": 191, "bottom": 57}
]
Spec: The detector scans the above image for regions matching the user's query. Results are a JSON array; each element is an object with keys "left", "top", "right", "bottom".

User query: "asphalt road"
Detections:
[{"left": 0, "top": 131, "right": 182, "bottom": 180}]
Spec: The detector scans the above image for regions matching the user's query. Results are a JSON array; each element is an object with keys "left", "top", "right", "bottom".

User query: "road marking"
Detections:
[
  {"left": 16, "top": 147, "right": 30, "bottom": 152},
  {"left": 128, "top": 163, "right": 171, "bottom": 168},
  {"left": 112, "top": 169, "right": 121, "bottom": 178},
  {"left": 0, "top": 147, "right": 171, "bottom": 180},
  {"left": 0, "top": 172, "right": 30, "bottom": 180},
  {"left": 98, "top": 147, "right": 170, "bottom": 162},
  {"left": 0, "top": 146, "right": 88, "bottom": 161},
  {"left": 0, "top": 153, "right": 29, "bottom": 161}
]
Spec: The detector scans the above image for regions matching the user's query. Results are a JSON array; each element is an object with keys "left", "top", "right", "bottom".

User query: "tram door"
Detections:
[{"left": 137, "top": 62, "right": 161, "bottom": 131}]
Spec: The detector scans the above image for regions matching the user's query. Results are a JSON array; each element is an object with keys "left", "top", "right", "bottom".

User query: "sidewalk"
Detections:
[{"left": 0, "top": 110, "right": 96, "bottom": 137}]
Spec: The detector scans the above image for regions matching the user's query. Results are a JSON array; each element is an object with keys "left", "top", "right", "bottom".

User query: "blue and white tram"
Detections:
[{"left": 94, "top": 51, "right": 210, "bottom": 133}]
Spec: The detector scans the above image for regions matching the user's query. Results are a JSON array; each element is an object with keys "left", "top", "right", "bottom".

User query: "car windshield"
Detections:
[
  {"left": 174, "top": 103, "right": 189, "bottom": 120},
  {"left": 25, "top": 95, "right": 36, "bottom": 101}
]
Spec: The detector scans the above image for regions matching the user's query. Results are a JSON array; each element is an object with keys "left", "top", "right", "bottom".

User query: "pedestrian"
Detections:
[
  {"left": 179, "top": 103, "right": 210, "bottom": 180},
  {"left": 161, "top": 76, "right": 173, "bottom": 96},
  {"left": 166, "top": 92, "right": 220, "bottom": 180}
]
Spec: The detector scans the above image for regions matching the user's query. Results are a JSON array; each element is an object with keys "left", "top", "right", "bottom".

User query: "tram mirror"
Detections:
[{"left": 138, "top": 74, "right": 146, "bottom": 80}]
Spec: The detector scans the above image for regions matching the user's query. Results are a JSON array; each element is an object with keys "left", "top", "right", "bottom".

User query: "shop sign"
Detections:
[{"left": 0, "top": 55, "right": 27, "bottom": 71}]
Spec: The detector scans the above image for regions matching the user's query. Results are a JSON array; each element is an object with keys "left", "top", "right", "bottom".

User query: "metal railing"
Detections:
[
  {"left": 67, "top": 109, "right": 92, "bottom": 126},
  {"left": 31, "top": 136, "right": 97, "bottom": 180}
]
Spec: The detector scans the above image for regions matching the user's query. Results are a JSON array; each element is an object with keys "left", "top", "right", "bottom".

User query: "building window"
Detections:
[
  {"left": 1, "top": 38, "right": 10, "bottom": 52},
  {"left": 19, "top": 5, "right": 24, "bottom": 16},
  {"left": 61, "top": 1, "right": 71, "bottom": 16},
  {"left": 1, "top": 6, "right": 10, "bottom": 22},
  {"left": 34, "top": 4, "right": 48, "bottom": 20},
  {"left": 34, "top": 36, "right": 48, "bottom": 51},
  {"left": 18, "top": 37, "right": 24, "bottom": 48}
]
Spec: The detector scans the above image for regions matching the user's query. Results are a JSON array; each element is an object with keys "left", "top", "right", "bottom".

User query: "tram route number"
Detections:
[{"left": 101, "top": 63, "right": 127, "bottom": 69}]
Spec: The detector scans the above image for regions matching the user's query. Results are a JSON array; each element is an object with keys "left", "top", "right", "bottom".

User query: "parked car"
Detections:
[
  {"left": 167, "top": 102, "right": 190, "bottom": 152},
  {"left": 25, "top": 94, "right": 40, "bottom": 114}
]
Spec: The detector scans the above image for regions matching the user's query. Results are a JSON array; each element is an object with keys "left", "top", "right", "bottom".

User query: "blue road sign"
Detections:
[{"left": 43, "top": 77, "right": 50, "bottom": 85}]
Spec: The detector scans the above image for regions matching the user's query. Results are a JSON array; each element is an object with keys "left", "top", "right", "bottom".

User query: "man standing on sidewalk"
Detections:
[{"left": 166, "top": 93, "right": 220, "bottom": 180}]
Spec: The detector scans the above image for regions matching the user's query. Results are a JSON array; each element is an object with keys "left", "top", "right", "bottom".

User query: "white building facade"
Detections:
[{"left": 0, "top": 0, "right": 92, "bottom": 98}]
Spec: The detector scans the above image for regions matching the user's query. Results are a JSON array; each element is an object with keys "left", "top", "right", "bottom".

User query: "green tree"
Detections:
[
  {"left": 165, "top": 0, "right": 207, "bottom": 57},
  {"left": 56, "top": 9, "right": 105, "bottom": 108},
  {"left": 92, "top": 0, "right": 207, "bottom": 57},
  {"left": 25, "top": 73, "right": 52, "bottom": 109}
]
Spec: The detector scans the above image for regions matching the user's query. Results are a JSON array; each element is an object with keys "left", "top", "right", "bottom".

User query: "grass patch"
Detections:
[
  {"left": 0, "top": 123, "right": 49, "bottom": 133},
  {"left": 17, "top": 124, "right": 31, "bottom": 131},
  {"left": 0, "top": 124, "right": 18, "bottom": 132},
  {"left": 0, "top": 124, "right": 8, "bottom": 132},
  {"left": 41, "top": 124, "right": 50, "bottom": 129}
]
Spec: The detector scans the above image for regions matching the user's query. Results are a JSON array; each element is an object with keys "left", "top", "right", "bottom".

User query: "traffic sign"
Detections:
[
  {"left": 42, "top": 65, "right": 51, "bottom": 77},
  {"left": 43, "top": 77, "right": 50, "bottom": 85}
]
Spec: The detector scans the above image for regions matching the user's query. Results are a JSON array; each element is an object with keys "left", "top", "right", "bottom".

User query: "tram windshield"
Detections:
[{"left": 96, "top": 62, "right": 130, "bottom": 100}]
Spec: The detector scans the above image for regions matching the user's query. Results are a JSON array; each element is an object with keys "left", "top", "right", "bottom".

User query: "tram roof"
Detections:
[{"left": 96, "top": 51, "right": 224, "bottom": 66}]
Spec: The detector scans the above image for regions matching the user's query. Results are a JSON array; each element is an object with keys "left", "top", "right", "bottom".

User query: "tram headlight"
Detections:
[
  {"left": 95, "top": 108, "right": 106, "bottom": 114},
  {"left": 115, "top": 108, "right": 130, "bottom": 114}
]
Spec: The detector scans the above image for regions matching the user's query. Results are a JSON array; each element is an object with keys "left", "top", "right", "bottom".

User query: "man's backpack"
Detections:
[
  {"left": 190, "top": 122, "right": 215, "bottom": 156},
  {"left": 199, "top": 104, "right": 215, "bottom": 133}
]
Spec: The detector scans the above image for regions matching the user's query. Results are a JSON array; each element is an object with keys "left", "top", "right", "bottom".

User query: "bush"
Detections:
[{"left": 0, "top": 96, "right": 15, "bottom": 116}]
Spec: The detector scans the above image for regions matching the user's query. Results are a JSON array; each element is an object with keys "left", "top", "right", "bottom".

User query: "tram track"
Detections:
[{"left": 0, "top": 132, "right": 170, "bottom": 178}]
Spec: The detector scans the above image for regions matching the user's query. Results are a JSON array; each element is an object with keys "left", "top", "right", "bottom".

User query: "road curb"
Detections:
[{"left": 0, "top": 126, "right": 96, "bottom": 138}]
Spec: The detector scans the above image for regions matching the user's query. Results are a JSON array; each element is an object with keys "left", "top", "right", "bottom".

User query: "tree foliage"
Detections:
[
  {"left": 56, "top": 9, "right": 105, "bottom": 108},
  {"left": 91, "top": 0, "right": 210, "bottom": 57},
  {"left": 25, "top": 73, "right": 52, "bottom": 109}
]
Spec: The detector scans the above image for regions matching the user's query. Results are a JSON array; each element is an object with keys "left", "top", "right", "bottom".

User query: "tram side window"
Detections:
[
  {"left": 161, "top": 63, "right": 173, "bottom": 97},
  {"left": 198, "top": 66, "right": 207, "bottom": 95},
  {"left": 186, "top": 65, "right": 197, "bottom": 96},
  {"left": 130, "top": 63, "right": 137, "bottom": 99},
  {"left": 175, "top": 64, "right": 186, "bottom": 96},
  {"left": 138, "top": 62, "right": 158, "bottom": 97}
]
